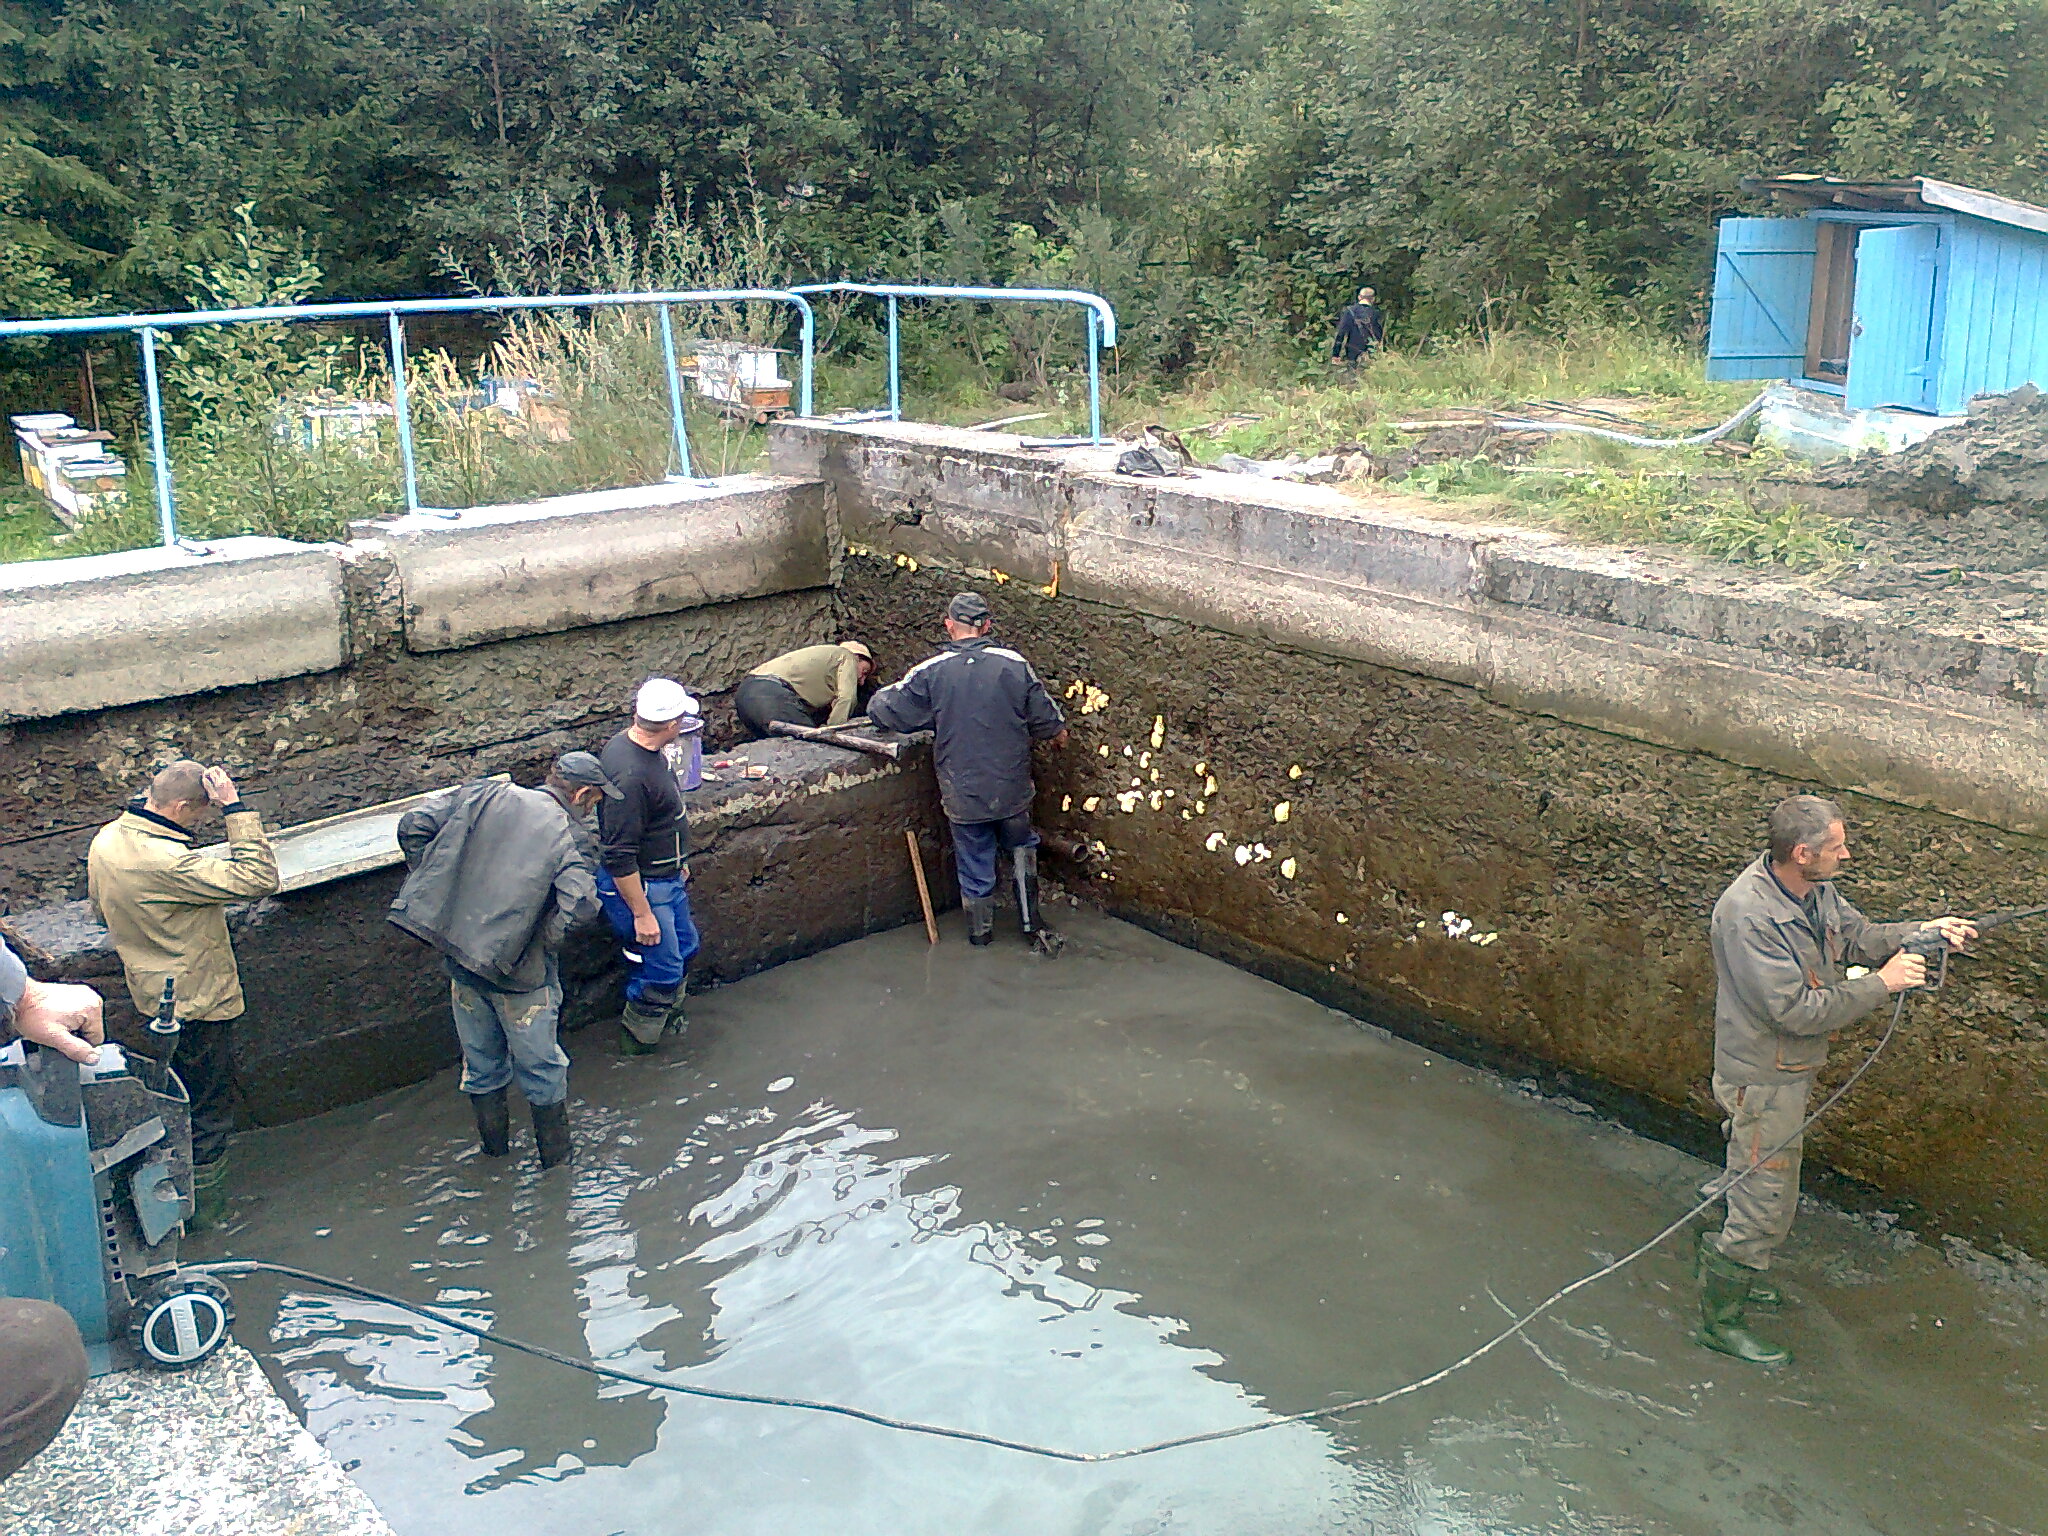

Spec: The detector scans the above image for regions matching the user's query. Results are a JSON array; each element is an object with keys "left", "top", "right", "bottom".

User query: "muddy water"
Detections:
[{"left": 210, "top": 910, "right": 2048, "bottom": 1536}]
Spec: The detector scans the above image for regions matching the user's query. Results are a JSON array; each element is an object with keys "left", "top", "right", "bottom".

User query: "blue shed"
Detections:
[{"left": 1705, "top": 175, "right": 2048, "bottom": 416}]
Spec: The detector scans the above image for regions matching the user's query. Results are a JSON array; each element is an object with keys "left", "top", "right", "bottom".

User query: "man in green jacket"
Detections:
[
  {"left": 88, "top": 760, "right": 280, "bottom": 1228},
  {"left": 1699, "top": 794, "right": 1973, "bottom": 1365},
  {"left": 735, "top": 641, "right": 875, "bottom": 738}
]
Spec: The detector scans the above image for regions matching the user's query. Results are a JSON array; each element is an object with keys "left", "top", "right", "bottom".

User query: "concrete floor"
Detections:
[{"left": 189, "top": 908, "right": 2048, "bottom": 1535}]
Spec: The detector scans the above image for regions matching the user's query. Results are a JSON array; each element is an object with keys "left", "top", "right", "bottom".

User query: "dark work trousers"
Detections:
[
  {"left": 734, "top": 674, "right": 817, "bottom": 739},
  {"left": 949, "top": 812, "right": 1039, "bottom": 900},
  {"left": 0, "top": 1299, "right": 87, "bottom": 1481},
  {"left": 172, "top": 1018, "right": 236, "bottom": 1165}
]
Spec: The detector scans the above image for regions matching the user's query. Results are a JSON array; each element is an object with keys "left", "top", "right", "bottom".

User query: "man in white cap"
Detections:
[{"left": 596, "top": 679, "right": 701, "bottom": 1054}]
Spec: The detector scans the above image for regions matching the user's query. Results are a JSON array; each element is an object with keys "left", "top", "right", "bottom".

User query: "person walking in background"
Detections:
[
  {"left": 868, "top": 592, "right": 1067, "bottom": 947},
  {"left": 598, "top": 679, "right": 701, "bottom": 1055},
  {"left": 734, "top": 641, "right": 876, "bottom": 739},
  {"left": 1331, "top": 286, "right": 1385, "bottom": 363},
  {"left": 87, "top": 761, "right": 278, "bottom": 1230},
  {"left": 390, "top": 752, "right": 615, "bottom": 1169}
]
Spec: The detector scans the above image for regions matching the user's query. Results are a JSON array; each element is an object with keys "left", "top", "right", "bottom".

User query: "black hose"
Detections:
[{"left": 192, "top": 990, "right": 1914, "bottom": 1464}]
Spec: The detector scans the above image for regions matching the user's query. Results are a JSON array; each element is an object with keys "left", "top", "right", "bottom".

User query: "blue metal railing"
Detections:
[
  {"left": 0, "top": 289, "right": 818, "bottom": 542},
  {"left": 793, "top": 283, "right": 1117, "bottom": 445},
  {"left": 0, "top": 282, "right": 1120, "bottom": 552}
]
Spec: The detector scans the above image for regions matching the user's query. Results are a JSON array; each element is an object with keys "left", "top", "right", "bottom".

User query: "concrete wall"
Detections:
[{"left": 777, "top": 419, "right": 2048, "bottom": 836}]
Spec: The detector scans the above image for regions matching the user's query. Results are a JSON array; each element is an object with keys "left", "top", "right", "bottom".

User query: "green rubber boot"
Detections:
[
  {"left": 1696, "top": 1230, "right": 1781, "bottom": 1308},
  {"left": 1696, "top": 1246, "right": 1792, "bottom": 1366},
  {"left": 189, "top": 1153, "right": 230, "bottom": 1234}
]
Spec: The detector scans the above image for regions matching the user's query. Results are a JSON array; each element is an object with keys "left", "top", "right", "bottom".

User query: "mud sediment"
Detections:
[{"left": 843, "top": 556, "right": 2048, "bottom": 1253}]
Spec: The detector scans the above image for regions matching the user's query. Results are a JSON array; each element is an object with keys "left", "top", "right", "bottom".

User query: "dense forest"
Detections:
[{"left": 2, "top": 0, "right": 2046, "bottom": 357}]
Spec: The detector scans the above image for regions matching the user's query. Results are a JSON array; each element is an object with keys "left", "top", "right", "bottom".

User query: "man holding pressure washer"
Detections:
[{"left": 1700, "top": 794, "right": 1975, "bottom": 1366}]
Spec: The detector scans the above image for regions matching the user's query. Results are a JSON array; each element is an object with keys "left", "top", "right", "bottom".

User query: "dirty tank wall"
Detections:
[{"left": 843, "top": 559, "right": 2048, "bottom": 1255}]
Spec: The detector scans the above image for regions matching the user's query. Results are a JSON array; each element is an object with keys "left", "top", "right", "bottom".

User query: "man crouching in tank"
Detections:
[
  {"left": 1698, "top": 794, "right": 1973, "bottom": 1365},
  {"left": 390, "top": 752, "right": 616, "bottom": 1169},
  {"left": 869, "top": 591, "right": 1067, "bottom": 947}
]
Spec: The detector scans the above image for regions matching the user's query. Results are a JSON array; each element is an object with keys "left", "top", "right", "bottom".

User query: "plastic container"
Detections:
[{"left": 668, "top": 713, "right": 705, "bottom": 792}]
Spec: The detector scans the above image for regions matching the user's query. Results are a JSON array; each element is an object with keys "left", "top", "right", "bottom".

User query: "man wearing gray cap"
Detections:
[
  {"left": 869, "top": 592, "right": 1068, "bottom": 946},
  {"left": 390, "top": 752, "right": 616, "bottom": 1168}
]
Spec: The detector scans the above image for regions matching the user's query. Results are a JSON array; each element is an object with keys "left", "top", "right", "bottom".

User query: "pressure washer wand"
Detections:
[
  {"left": 1903, "top": 903, "right": 2048, "bottom": 989},
  {"left": 148, "top": 976, "right": 179, "bottom": 1038}
]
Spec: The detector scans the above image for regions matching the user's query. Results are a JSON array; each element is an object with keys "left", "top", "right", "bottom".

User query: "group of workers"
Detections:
[{"left": 0, "top": 595, "right": 1987, "bottom": 1483}]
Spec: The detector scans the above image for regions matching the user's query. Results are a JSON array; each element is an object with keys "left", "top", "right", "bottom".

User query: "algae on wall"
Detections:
[{"left": 843, "top": 556, "right": 2048, "bottom": 1255}]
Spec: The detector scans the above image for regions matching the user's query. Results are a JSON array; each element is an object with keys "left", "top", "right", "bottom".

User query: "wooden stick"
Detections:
[
  {"left": 765, "top": 719, "right": 906, "bottom": 760},
  {"left": 906, "top": 828, "right": 939, "bottom": 945}
]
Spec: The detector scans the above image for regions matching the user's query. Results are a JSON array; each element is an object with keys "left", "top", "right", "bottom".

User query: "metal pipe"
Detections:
[
  {"left": 136, "top": 327, "right": 178, "bottom": 548},
  {"left": 386, "top": 312, "right": 426, "bottom": 517},
  {"left": 788, "top": 283, "right": 1118, "bottom": 348},
  {"left": 1086, "top": 308, "right": 1102, "bottom": 445},
  {"left": 657, "top": 304, "right": 694, "bottom": 479},
  {"left": 796, "top": 301, "right": 814, "bottom": 417},
  {"left": 887, "top": 296, "right": 900, "bottom": 421}
]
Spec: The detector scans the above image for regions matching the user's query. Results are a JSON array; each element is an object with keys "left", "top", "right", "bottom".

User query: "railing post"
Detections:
[
  {"left": 1086, "top": 308, "right": 1102, "bottom": 445},
  {"left": 137, "top": 326, "right": 179, "bottom": 549},
  {"left": 657, "top": 304, "right": 695, "bottom": 479},
  {"left": 387, "top": 312, "right": 422, "bottom": 515},
  {"left": 797, "top": 300, "right": 814, "bottom": 417},
  {"left": 887, "top": 296, "right": 901, "bottom": 421}
]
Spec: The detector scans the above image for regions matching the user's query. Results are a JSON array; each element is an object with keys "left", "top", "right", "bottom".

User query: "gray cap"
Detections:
[
  {"left": 947, "top": 591, "right": 992, "bottom": 623},
  {"left": 554, "top": 750, "right": 625, "bottom": 800}
]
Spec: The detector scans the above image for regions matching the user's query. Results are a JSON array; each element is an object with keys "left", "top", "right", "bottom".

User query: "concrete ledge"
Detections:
[
  {"left": 773, "top": 418, "right": 2048, "bottom": 834},
  {"left": 368, "top": 475, "right": 834, "bottom": 653},
  {"left": 0, "top": 537, "right": 345, "bottom": 722},
  {"left": 0, "top": 1341, "right": 395, "bottom": 1536}
]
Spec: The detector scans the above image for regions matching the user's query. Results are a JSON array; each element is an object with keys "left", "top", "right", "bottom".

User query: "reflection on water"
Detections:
[{"left": 261, "top": 1089, "right": 1416, "bottom": 1535}]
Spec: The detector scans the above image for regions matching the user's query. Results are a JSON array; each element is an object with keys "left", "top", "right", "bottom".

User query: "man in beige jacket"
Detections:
[{"left": 88, "top": 760, "right": 279, "bottom": 1227}]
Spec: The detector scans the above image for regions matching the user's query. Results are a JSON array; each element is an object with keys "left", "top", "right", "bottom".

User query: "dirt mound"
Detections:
[{"left": 1824, "top": 385, "right": 2048, "bottom": 516}]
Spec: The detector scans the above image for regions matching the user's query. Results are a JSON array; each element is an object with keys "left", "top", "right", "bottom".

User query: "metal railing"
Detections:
[
  {"left": 793, "top": 283, "right": 1117, "bottom": 445},
  {"left": 0, "top": 282, "right": 1120, "bottom": 553},
  {"left": 0, "top": 290, "right": 818, "bottom": 545}
]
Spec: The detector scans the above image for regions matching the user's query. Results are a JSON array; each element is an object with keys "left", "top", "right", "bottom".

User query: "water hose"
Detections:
[
  {"left": 1488, "top": 390, "right": 1768, "bottom": 448},
  {"left": 192, "top": 988, "right": 1911, "bottom": 1464}
]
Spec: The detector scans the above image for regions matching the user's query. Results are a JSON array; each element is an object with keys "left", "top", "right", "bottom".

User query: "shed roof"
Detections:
[{"left": 1741, "top": 175, "right": 2048, "bottom": 237}]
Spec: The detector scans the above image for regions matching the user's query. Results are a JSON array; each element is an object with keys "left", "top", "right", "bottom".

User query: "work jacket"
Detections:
[
  {"left": 1709, "top": 853, "right": 1920, "bottom": 1084},
  {"left": 749, "top": 644, "right": 865, "bottom": 727},
  {"left": 88, "top": 805, "right": 280, "bottom": 1022},
  {"left": 390, "top": 779, "right": 600, "bottom": 993},
  {"left": 869, "top": 636, "right": 1065, "bottom": 823}
]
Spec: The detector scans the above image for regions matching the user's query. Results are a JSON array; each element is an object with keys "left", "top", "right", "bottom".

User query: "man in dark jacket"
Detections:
[
  {"left": 391, "top": 752, "right": 614, "bottom": 1168},
  {"left": 869, "top": 592, "right": 1067, "bottom": 946},
  {"left": 1697, "top": 794, "right": 1972, "bottom": 1366},
  {"left": 1331, "top": 287, "right": 1384, "bottom": 363}
]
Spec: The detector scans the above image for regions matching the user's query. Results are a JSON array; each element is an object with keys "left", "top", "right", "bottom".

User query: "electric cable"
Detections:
[
  {"left": 192, "top": 987, "right": 1914, "bottom": 1464},
  {"left": 1488, "top": 390, "right": 1769, "bottom": 448}
]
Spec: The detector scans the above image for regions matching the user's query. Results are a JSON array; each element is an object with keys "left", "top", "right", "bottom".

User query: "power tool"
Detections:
[
  {"left": 0, "top": 978, "right": 234, "bottom": 1374},
  {"left": 1903, "top": 903, "right": 2048, "bottom": 989}
]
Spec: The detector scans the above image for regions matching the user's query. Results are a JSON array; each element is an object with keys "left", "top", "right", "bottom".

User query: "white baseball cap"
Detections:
[{"left": 635, "top": 677, "right": 698, "bottom": 723}]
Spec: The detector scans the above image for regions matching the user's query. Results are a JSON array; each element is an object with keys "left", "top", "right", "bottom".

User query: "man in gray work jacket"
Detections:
[
  {"left": 391, "top": 752, "right": 615, "bottom": 1168},
  {"left": 1700, "top": 794, "right": 1973, "bottom": 1365},
  {"left": 869, "top": 592, "right": 1067, "bottom": 946}
]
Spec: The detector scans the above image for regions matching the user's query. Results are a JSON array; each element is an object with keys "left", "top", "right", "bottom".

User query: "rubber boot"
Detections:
[
  {"left": 1696, "top": 1229, "right": 1781, "bottom": 1308},
  {"left": 188, "top": 1153, "right": 230, "bottom": 1234},
  {"left": 469, "top": 1087, "right": 511, "bottom": 1157},
  {"left": 964, "top": 896, "right": 997, "bottom": 946},
  {"left": 532, "top": 1100, "right": 573, "bottom": 1170},
  {"left": 620, "top": 995, "right": 669, "bottom": 1056},
  {"left": 1696, "top": 1246, "right": 1792, "bottom": 1365},
  {"left": 661, "top": 980, "right": 690, "bottom": 1041},
  {"left": 1012, "top": 846, "right": 1042, "bottom": 936}
]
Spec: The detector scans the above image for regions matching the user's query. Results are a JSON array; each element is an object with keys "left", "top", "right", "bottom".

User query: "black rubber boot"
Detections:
[
  {"left": 1012, "top": 846, "right": 1042, "bottom": 936},
  {"left": 1695, "top": 1229, "right": 1781, "bottom": 1308},
  {"left": 188, "top": 1152, "right": 230, "bottom": 1233},
  {"left": 532, "top": 1100, "right": 573, "bottom": 1170},
  {"left": 620, "top": 995, "right": 669, "bottom": 1056},
  {"left": 1696, "top": 1246, "right": 1792, "bottom": 1365},
  {"left": 965, "top": 896, "right": 996, "bottom": 946},
  {"left": 469, "top": 1088, "right": 511, "bottom": 1157},
  {"left": 661, "top": 983, "right": 690, "bottom": 1041}
]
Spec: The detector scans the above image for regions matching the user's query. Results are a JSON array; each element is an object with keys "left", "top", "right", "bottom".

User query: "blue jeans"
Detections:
[
  {"left": 448, "top": 958, "right": 568, "bottom": 1106},
  {"left": 597, "top": 872, "right": 700, "bottom": 1002},
  {"left": 949, "top": 813, "right": 1038, "bottom": 900}
]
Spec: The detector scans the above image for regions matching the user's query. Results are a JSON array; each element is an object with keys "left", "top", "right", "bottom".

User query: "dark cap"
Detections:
[
  {"left": 554, "top": 750, "right": 624, "bottom": 800},
  {"left": 947, "top": 591, "right": 992, "bottom": 623}
]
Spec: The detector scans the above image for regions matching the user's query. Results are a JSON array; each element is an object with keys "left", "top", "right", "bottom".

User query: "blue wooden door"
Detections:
[
  {"left": 1848, "top": 224, "right": 1943, "bottom": 412},
  {"left": 1705, "top": 217, "right": 1816, "bottom": 380}
]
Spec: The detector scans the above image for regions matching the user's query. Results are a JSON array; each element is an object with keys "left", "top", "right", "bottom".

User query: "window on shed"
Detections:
[{"left": 1803, "top": 222, "right": 1856, "bottom": 384}]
